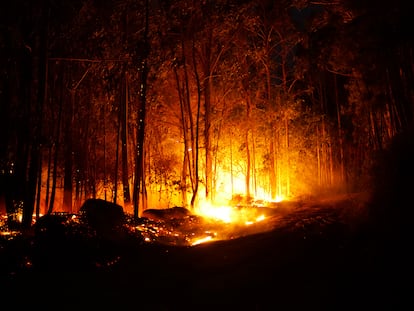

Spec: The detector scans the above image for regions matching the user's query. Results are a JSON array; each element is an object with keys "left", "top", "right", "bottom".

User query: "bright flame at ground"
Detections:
[
  {"left": 191, "top": 235, "right": 213, "bottom": 246},
  {"left": 193, "top": 201, "right": 269, "bottom": 225},
  {"left": 245, "top": 214, "right": 266, "bottom": 225},
  {"left": 214, "top": 172, "right": 286, "bottom": 205},
  {"left": 194, "top": 203, "right": 234, "bottom": 223},
  {"left": 188, "top": 189, "right": 286, "bottom": 245},
  {"left": 274, "top": 195, "right": 284, "bottom": 202}
]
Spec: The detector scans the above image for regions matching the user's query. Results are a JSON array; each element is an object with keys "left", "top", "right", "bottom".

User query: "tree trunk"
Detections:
[
  {"left": 269, "top": 138, "right": 277, "bottom": 200},
  {"left": 122, "top": 72, "right": 131, "bottom": 206},
  {"left": 44, "top": 143, "right": 52, "bottom": 210},
  {"left": 182, "top": 37, "right": 196, "bottom": 202},
  {"left": 23, "top": 6, "right": 49, "bottom": 227},
  {"left": 181, "top": 146, "right": 189, "bottom": 208},
  {"left": 47, "top": 68, "right": 64, "bottom": 215},
  {"left": 204, "top": 77, "right": 213, "bottom": 203},
  {"left": 174, "top": 65, "right": 190, "bottom": 209},
  {"left": 114, "top": 92, "right": 121, "bottom": 204},
  {"left": 121, "top": 11, "right": 131, "bottom": 207},
  {"left": 35, "top": 150, "right": 43, "bottom": 219},
  {"left": 245, "top": 96, "right": 252, "bottom": 200},
  {"left": 252, "top": 132, "right": 257, "bottom": 197},
  {"left": 190, "top": 37, "right": 201, "bottom": 209},
  {"left": 62, "top": 90, "right": 74, "bottom": 213},
  {"left": 133, "top": 0, "right": 149, "bottom": 219},
  {"left": 245, "top": 130, "right": 251, "bottom": 200},
  {"left": 277, "top": 131, "right": 282, "bottom": 198},
  {"left": 334, "top": 74, "right": 345, "bottom": 184},
  {"left": 285, "top": 115, "right": 290, "bottom": 197},
  {"left": 317, "top": 124, "right": 321, "bottom": 187}
]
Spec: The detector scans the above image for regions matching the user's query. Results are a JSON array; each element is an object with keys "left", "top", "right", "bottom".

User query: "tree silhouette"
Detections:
[{"left": 1, "top": 0, "right": 414, "bottom": 227}]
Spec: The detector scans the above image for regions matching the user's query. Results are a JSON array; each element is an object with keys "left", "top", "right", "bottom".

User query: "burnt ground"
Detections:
[{"left": 1, "top": 193, "right": 412, "bottom": 310}]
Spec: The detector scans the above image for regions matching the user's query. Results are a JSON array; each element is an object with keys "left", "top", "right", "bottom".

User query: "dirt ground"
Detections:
[{"left": 1, "top": 193, "right": 412, "bottom": 310}]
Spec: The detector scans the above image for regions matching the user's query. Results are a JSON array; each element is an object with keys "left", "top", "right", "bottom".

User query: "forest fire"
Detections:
[
  {"left": 0, "top": 188, "right": 286, "bottom": 248},
  {"left": 194, "top": 202, "right": 268, "bottom": 226},
  {"left": 2, "top": 1, "right": 413, "bottom": 309},
  {"left": 120, "top": 168, "right": 291, "bottom": 246},
  {"left": 131, "top": 194, "right": 286, "bottom": 247}
]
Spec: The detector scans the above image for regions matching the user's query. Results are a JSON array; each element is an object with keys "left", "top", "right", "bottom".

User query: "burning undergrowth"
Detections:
[
  {"left": 0, "top": 195, "right": 361, "bottom": 279},
  {"left": 127, "top": 202, "right": 295, "bottom": 247},
  {"left": 1, "top": 198, "right": 300, "bottom": 252}
]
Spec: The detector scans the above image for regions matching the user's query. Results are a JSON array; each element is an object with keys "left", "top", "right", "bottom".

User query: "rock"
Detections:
[
  {"left": 141, "top": 206, "right": 191, "bottom": 222},
  {"left": 79, "top": 199, "right": 125, "bottom": 236}
]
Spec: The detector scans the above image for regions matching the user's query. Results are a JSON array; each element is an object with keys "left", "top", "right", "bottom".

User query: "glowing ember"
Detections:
[
  {"left": 245, "top": 214, "right": 266, "bottom": 225},
  {"left": 189, "top": 231, "right": 217, "bottom": 245},
  {"left": 191, "top": 235, "right": 214, "bottom": 246},
  {"left": 1, "top": 231, "right": 19, "bottom": 236}
]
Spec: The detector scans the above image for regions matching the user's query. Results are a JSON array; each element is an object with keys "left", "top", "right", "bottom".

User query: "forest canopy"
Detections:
[{"left": 1, "top": 0, "right": 413, "bottom": 227}]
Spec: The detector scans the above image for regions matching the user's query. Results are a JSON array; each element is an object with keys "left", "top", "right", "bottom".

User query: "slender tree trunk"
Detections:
[
  {"left": 285, "top": 115, "right": 290, "bottom": 197},
  {"left": 329, "top": 140, "right": 334, "bottom": 186},
  {"left": 190, "top": 37, "right": 201, "bottom": 208},
  {"left": 103, "top": 102, "right": 107, "bottom": 201},
  {"left": 35, "top": 150, "right": 43, "bottom": 218},
  {"left": 202, "top": 31, "right": 214, "bottom": 204},
  {"left": 321, "top": 116, "right": 327, "bottom": 186},
  {"left": 181, "top": 37, "right": 196, "bottom": 200},
  {"left": 23, "top": 6, "right": 49, "bottom": 227},
  {"left": 133, "top": 0, "right": 149, "bottom": 219},
  {"left": 252, "top": 133, "right": 257, "bottom": 198},
  {"left": 121, "top": 11, "right": 131, "bottom": 207},
  {"left": 74, "top": 107, "right": 89, "bottom": 212},
  {"left": 245, "top": 96, "right": 252, "bottom": 200},
  {"left": 114, "top": 91, "right": 121, "bottom": 204},
  {"left": 230, "top": 132, "right": 234, "bottom": 196},
  {"left": 63, "top": 90, "right": 74, "bottom": 213},
  {"left": 317, "top": 124, "right": 321, "bottom": 187},
  {"left": 122, "top": 72, "right": 131, "bottom": 206},
  {"left": 269, "top": 138, "right": 276, "bottom": 200},
  {"left": 245, "top": 130, "right": 251, "bottom": 200},
  {"left": 277, "top": 131, "right": 282, "bottom": 198},
  {"left": 91, "top": 135, "right": 97, "bottom": 199},
  {"left": 263, "top": 57, "right": 272, "bottom": 200},
  {"left": 48, "top": 68, "right": 64, "bottom": 215},
  {"left": 204, "top": 76, "right": 213, "bottom": 203},
  {"left": 181, "top": 148, "right": 189, "bottom": 208},
  {"left": 36, "top": 39, "right": 49, "bottom": 218},
  {"left": 334, "top": 75, "right": 345, "bottom": 184},
  {"left": 44, "top": 143, "right": 52, "bottom": 209},
  {"left": 175, "top": 72, "right": 189, "bottom": 208}
]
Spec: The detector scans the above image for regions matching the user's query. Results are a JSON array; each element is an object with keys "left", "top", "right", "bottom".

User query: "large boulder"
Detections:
[{"left": 79, "top": 199, "right": 125, "bottom": 237}]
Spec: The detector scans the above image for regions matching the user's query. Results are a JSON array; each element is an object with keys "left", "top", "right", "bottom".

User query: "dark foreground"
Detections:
[{"left": 1, "top": 194, "right": 412, "bottom": 310}]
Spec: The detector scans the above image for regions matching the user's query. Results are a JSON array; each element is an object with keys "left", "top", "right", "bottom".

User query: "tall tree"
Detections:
[
  {"left": 133, "top": 0, "right": 150, "bottom": 218},
  {"left": 121, "top": 71, "right": 131, "bottom": 207}
]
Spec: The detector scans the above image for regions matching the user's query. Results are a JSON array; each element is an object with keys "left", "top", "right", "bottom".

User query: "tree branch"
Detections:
[{"left": 49, "top": 57, "right": 130, "bottom": 63}]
